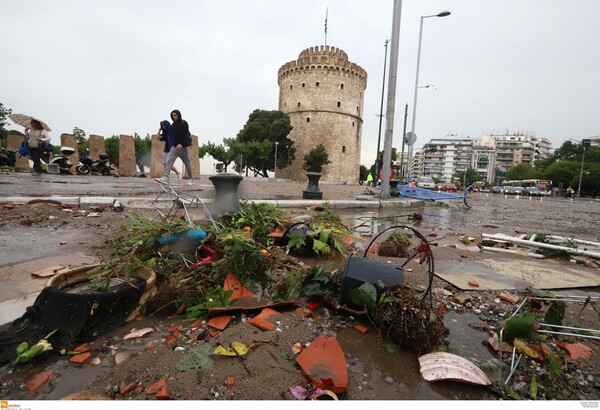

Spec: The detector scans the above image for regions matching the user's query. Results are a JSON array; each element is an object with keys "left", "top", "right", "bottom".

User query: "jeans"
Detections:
[
  {"left": 163, "top": 146, "right": 193, "bottom": 179},
  {"left": 30, "top": 146, "right": 42, "bottom": 173}
]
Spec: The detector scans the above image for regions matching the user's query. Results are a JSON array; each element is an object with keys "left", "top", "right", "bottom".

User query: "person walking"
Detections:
[
  {"left": 157, "top": 120, "right": 180, "bottom": 179},
  {"left": 25, "top": 119, "right": 52, "bottom": 175},
  {"left": 366, "top": 173, "right": 373, "bottom": 187},
  {"left": 156, "top": 109, "right": 194, "bottom": 185}
]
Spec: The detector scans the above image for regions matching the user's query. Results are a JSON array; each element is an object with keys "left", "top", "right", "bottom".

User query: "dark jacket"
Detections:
[
  {"left": 171, "top": 110, "right": 190, "bottom": 148},
  {"left": 159, "top": 120, "right": 174, "bottom": 152}
]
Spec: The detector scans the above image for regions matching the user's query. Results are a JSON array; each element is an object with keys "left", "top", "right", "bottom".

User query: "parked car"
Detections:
[
  {"left": 524, "top": 186, "right": 542, "bottom": 196},
  {"left": 416, "top": 176, "right": 435, "bottom": 189},
  {"left": 503, "top": 186, "right": 525, "bottom": 195},
  {"left": 491, "top": 186, "right": 503, "bottom": 194},
  {"left": 436, "top": 183, "right": 457, "bottom": 192}
]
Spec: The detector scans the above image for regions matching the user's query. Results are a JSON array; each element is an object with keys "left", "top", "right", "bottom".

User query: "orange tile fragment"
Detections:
[
  {"left": 353, "top": 324, "right": 368, "bottom": 334},
  {"left": 119, "top": 376, "right": 137, "bottom": 395},
  {"left": 209, "top": 331, "right": 220, "bottom": 338},
  {"left": 206, "top": 315, "right": 234, "bottom": 330},
  {"left": 27, "top": 369, "right": 53, "bottom": 394},
  {"left": 69, "top": 351, "right": 93, "bottom": 365},
  {"left": 296, "top": 335, "right": 348, "bottom": 393},
  {"left": 147, "top": 379, "right": 166, "bottom": 394},
  {"left": 226, "top": 376, "right": 235, "bottom": 387},
  {"left": 189, "top": 319, "right": 203, "bottom": 328},
  {"left": 165, "top": 334, "right": 177, "bottom": 347},
  {"left": 468, "top": 280, "right": 480, "bottom": 288},
  {"left": 249, "top": 308, "right": 279, "bottom": 331},
  {"left": 499, "top": 293, "right": 519, "bottom": 304},
  {"left": 155, "top": 385, "right": 171, "bottom": 400},
  {"left": 73, "top": 343, "right": 89, "bottom": 352},
  {"left": 224, "top": 272, "right": 257, "bottom": 301},
  {"left": 559, "top": 343, "right": 594, "bottom": 360},
  {"left": 167, "top": 325, "right": 181, "bottom": 332}
]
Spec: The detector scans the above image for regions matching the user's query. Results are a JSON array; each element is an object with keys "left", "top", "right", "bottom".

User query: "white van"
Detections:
[{"left": 416, "top": 176, "right": 435, "bottom": 189}]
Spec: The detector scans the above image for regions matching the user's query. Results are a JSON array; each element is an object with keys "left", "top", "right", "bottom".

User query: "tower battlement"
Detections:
[{"left": 277, "top": 45, "right": 367, "bottom": 84}]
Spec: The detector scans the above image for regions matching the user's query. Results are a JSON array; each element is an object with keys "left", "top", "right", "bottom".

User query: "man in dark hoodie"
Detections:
[{"left": 156, "top": 109, "right": 194, "bottom": 185}]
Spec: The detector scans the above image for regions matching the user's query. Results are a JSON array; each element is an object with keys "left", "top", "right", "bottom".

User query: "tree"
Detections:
[
  {"left": 0, "top": 103, "right": 13, "bottom": 148},
  {"left": 73, "top": 127, "right": 88, "bottom": 155},
  {"left": 105, "top": 135, "right": 120, "bottom": 165},
  {"left": 544, "top": 161, "right": 579, "bottom": 188},
  {"left": 454, "top": 167, "right": 479, "bottom": 187},
  {"left": 199, "top": 140, "right": 236, "bottom": 173},
  {"left": 235, "top": 109, "right": 295, "bottom": 177},
  {"left": 134, "top": 133, "right": 152, "bottom": 172},
  {"left": 303, "top": 144, "right": 331, "bottom": 173},
  {"left": 505, "top": 163, "right": 542, "bottom": 181},
  {"left": 360, "top": 164, "right": 369, "bottom": 182}
]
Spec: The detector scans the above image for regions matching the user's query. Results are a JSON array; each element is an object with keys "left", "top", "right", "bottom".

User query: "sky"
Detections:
[{"left": 2, "top": 0, "right": 599, "bottom": 174}]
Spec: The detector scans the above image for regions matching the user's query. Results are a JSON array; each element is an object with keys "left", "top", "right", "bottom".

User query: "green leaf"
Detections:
[
  {"left": 285, "top": 234, "right": 305, "bottom": 250},
  {"left": 504, "top": 312, "right": 542, "bottom": 340},
  {"left": 544, "top": 301, "right": 566, "bottom": 326},
  {"left": 348, "top": 282, "right": 377, "bottom": 313},
  {"left": 383, "top": 342, "right": 397, "bottom": 354},
  {"left": 547, "top": 351, "right": 563, "bottom": 381},
  {"left": 530, "top": 372, "right": 538, "bottom": 400},
  {"left": 312, "top": 239, "right": 330, "bottom": 255},
  {"left": 176, "top": 345, "right": 214, "bottom": 371}
]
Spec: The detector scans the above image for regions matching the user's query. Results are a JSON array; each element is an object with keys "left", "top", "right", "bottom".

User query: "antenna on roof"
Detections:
[{"left": 324, "top": 7, "right": 328, "bottom": 46}]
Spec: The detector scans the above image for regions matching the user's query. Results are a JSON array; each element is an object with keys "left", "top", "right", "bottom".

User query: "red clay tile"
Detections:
[
  {"left": 155, "top": 385, "right": 171, "bottom": 400},
  {"left": 27, "top": 369, "right": 53, "bottom": 394},
  {"left": 353, "top": 324, "right": 368, "bottom": 334},
  {"left": 249, "top": 308, "right": 280, "bottom": 331},
  {"left": 295, "top": 307, "right": 312, "bottom": 317},
  {"left": 499, "top": 293, "right": 520, "bottom": 304},
  {"left": 226, "top": 376, "right": 235, "bottom": 387},
  {"left": 147, "top": 379, "right": 166, "bottom": 394},
  {"left": 73, "top": 343, "right": 89, "bottom": 352},
  {"left": 559, "top": 343, "right": 594, "bottom": 360},
  {"left": 468, "top": 280, "right": 480, "bottom": 288},
  {"left": 209, "top": 331, "right": 220, "bottom": 338},
  {"left": 224, "top": 272, "right": 257, "bottom": 301},
  {"left": 69, "top": 351, "right": 92, "bottom": 365},
  {"left": 119, "top": 376, "right": 137, "bottom": 395},
  {"left": 296, "top": 335, "right": 348, "bottom": 393},
  {"left": 165, "top": 334, "right": 177, "bottom": 347},
  {"left": 206, "top": 315, "right": 234, "bottom": 331}
]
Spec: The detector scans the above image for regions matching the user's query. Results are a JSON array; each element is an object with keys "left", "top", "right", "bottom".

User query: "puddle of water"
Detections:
[{"left": 336, "top": 325, "right": 496, "bottom": 400}]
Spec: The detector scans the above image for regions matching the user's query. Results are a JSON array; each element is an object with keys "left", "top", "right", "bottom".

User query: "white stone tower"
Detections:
[{"left": 277, "top": 45, "right": 368, "bottom": 183}]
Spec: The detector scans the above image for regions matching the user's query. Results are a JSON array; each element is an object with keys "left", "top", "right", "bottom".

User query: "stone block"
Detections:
[
  {"left": 60, "top": 134, "right": 79, "bottom": 165},
  {"left": 151, "top": 134, "right": 164, "bottom": 178},
  {"left": 89, "top": 135, "right": 105, "bottom": 160},
  {"left": 118, "top": 135, "right": 136, "bottom": 177},
  {"left": 7, "top": 134, "right": 29, "bottom": 170},
  {"left": 189, "top": 135, "right": 201, "bottom": 179}
]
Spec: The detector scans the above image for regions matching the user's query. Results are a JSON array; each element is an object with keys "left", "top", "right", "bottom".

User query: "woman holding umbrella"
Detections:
[{"left": 26, "top": 119, "right": 52, "bottom": 174}]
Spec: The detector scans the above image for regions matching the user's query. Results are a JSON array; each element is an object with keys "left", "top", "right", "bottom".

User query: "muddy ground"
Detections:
[{"left": 0, "top": 189, "right": 599, "bottom": 401}]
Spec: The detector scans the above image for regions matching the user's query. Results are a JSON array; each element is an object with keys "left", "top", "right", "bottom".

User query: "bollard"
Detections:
[{"left": 209, "top": 173, "right": 243, "bottom": 216}]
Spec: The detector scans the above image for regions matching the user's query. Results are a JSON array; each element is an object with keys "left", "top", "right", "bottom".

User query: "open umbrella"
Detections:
[{"left": 9, "top": 113, "right": 51, "bottom": 132}]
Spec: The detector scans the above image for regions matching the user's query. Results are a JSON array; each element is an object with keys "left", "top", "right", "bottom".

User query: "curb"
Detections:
[{"left": 0, "top": 196, "right": 416, "bottom": 209}]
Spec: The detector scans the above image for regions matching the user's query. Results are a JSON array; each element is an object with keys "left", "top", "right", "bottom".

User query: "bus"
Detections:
[
  {"left": 521, "top": 179, "right": 553, "bottom": 195},
  {"left": 501, "top": 180, "right": 523, "bottom": 187}
]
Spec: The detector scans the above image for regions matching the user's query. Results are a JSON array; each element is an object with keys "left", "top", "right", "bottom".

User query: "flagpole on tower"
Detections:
[{"left": 324, "top": 7, "right": 328, "bottom": 46}]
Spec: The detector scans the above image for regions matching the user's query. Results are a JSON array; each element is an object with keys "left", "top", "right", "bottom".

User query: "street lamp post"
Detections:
[
  {"left": 408, "top": 10, "right": 451, "bottom": 176},
  {"left": 274, "top": 141, "right": 279, "bottom": 179},
  {"left": 375, "top": 39, "right": 390, "bottom": 185},
  {"left": 577, "top": 144, "right": 586, "bottom": 199}
]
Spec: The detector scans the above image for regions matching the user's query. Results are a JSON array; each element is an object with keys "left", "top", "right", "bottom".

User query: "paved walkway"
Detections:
[{"left": 0, "top": 172, "right": 418, "bottom": 209}]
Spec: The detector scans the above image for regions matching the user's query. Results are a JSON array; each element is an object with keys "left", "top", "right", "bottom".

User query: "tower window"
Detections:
[
  {"left": 337, "top": 101, "right": 341, "bottom": 108},
  {"left": 297, "top": 102, "right": 301, "bottom": 107},
  {"left": 341, "top": 83, "right": 344, "bottom": 89},
  {"left": 342, "top": 146, "right": 346, "bottom": 153},
  {"left": 316, "top": 82, "right": 320, "bottom": 87},
  {"left": 357, "top": 106, "right": 360, "bottom": 114},
  {"left": 290, "top": 85, "right": 293, "bottom": 90},
  {"left": 306, "top": 117, "right": 310, "bottom": 123},
  {"left": 302, "top": 82, "right": 305, "bottom": 87},
  {"left": 352, "top": 121, "right": 355, "bottom": 127}
]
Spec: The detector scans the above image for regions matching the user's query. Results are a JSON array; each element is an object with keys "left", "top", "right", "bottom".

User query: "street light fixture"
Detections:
[
  {"left": 274, "top": 141, "right": 279, "bottom": 179},
  {"left": 569, "top": 139, "right": 587, "bottom": 199},
  {"left": 375, "top": 39, "right": 390, "bottom": 185},
  {"left": 408, "top": 10, "right": 451, "bottom": 177}
]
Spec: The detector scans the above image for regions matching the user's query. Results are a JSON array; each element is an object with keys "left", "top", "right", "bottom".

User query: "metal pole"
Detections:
[
  {"left": 399, "top": 103, "right": 408, "bottom": 182},
  {"left": 408, "top": 15, "right": 426, "bottom": 177},
  {"left": 577, "top": 145, "right": 585, "bottom": 199},
  {"left": 381, "top": 0, "right": 403, "bottom": 199},
  {"left": 375, "top": 39, "right": 390, "bottom": 185},
  {"left": 274, "top": 141, "right": 279, "bottom": 179}
]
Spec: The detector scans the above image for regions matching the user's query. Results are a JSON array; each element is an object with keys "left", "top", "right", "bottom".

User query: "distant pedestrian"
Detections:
[
  {"left": 25, "top": 119, "right": 52, "bottom": 175},
  {"left": 366, "top": 173, "right": 373, "bottom": 187},
  {"left": 157, "top": 120, "right": 180, "bottom": 179},
  {"left": 156, "top": 110, "right": 193, "bottom": 185}
]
